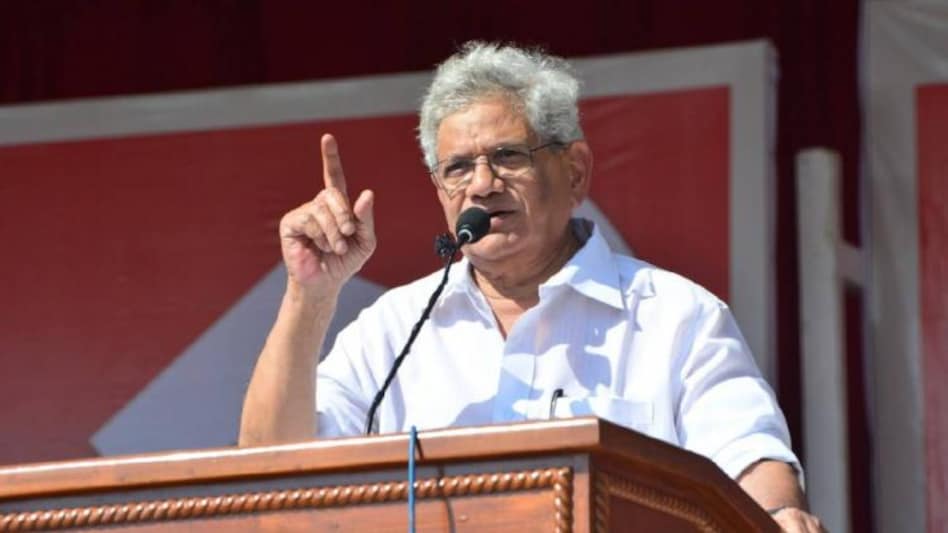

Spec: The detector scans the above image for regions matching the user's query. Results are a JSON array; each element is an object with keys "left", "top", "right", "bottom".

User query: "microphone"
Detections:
[{"left": 455, "top": 207, "right": 491, "bottom": 245}]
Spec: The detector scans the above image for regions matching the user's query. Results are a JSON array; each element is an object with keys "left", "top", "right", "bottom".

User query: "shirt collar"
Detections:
[
  {"left": 437, "top": 254, "right": 477, "bottom": 309},
  {"left": 439, "top": 218, "right": 629, "bottom": 311},
  {"left": 539, "top": 219, "right": 625, "bottom": 310}
]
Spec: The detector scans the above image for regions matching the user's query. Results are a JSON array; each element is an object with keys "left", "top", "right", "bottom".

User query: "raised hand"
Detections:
[{"left": 279, "top": 134, "right": 376, "bottom": 294}]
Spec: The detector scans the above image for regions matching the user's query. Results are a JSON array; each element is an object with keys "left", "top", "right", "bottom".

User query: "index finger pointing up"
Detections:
[{"left": 321, "top": 133, "right": 348, "bottom": 196}]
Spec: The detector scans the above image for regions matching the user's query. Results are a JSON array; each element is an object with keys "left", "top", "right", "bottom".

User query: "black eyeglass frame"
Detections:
[{"left": 428, "top": 141, "right": 565, "bottom": 197}]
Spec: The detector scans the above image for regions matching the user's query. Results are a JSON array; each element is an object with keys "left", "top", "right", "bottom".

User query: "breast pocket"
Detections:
[{"left": 554, "top": 395, "right": 654, "bottom": 434}]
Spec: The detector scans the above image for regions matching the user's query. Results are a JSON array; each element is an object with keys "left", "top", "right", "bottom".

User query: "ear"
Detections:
[{"left": 564, "top": 140, "right": 593, "bottom": 208}]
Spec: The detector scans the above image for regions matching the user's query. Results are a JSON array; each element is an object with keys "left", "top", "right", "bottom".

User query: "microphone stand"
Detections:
[{"left": 363, "top": 233, "right": 461, "bottom": 435}]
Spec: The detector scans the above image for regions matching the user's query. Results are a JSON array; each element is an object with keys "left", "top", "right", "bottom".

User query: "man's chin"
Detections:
[{"left": 462, "top": 233, "right": 522, "bottom": 264}]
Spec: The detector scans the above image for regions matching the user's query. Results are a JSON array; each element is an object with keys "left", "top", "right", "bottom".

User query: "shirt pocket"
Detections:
[{"left": 555, "top": 395, "right": 654, "bottom": 434}]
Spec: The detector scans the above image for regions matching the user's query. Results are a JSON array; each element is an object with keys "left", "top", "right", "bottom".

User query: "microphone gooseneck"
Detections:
[{"left": 363, "top": 207, "right": 493, "bottom": 435}]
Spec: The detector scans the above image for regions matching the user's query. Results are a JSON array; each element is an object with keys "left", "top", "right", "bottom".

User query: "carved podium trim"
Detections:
[
  {"left": 594, "top": 472, "right": 719, "bottom": 533},
  {"left": 0, "top": 467, "right": 573, "bottom": 532}
]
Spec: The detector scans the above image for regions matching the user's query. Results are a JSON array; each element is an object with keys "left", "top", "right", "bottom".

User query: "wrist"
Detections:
[
  {"left": 285, "top": 278, "right": 341, "bottom": 303},
  {"left": 282, "top": 280, "right": 340, "bottom": 320}
]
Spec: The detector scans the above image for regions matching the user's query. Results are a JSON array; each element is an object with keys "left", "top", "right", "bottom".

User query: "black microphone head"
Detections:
[{"left": 455, "top": 207, "right": 491, "bottom": 245}]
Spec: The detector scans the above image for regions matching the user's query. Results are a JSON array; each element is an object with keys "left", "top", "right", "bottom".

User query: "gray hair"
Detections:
[{"left": 417, "top": 41, "right": 584, "bottom": 171}]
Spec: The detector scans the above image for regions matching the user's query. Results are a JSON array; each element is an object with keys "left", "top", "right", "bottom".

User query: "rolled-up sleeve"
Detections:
[
  {"left": 676, "top": 300, "right": 804, "bottom": 485},
  {"left": 315, "top": 311, "right": 379, "bottom": 439},
  {"left": 316, "top": 373, "right": 368, "bottom": 438}
]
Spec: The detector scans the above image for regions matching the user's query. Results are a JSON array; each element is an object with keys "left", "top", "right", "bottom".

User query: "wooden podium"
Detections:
[{"left": 0, "top": 418, "right": 778, "bottom": 532}]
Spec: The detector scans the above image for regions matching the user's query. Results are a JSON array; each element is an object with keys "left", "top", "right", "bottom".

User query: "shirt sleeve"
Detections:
[
  {"left": 315, "top": 303, "right": 388, "bottom": 439},
  {"left": 316, "top": 347, "right": 371, "bottom": 438},
  {"left": 313, "top": 271, "right": 446, "bottom": 439},
  {"left": 675, "top": 298, "right": 805, "bottom": 486}
]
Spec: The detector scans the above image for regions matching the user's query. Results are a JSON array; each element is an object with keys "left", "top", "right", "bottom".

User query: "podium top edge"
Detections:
[{"left": 0, "top": 417, "right": 712, "bottom": 500}]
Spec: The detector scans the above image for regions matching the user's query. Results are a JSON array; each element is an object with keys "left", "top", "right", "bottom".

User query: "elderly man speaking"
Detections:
[{"left": 239, "top": 42, "right": 824, "bottom": 532}]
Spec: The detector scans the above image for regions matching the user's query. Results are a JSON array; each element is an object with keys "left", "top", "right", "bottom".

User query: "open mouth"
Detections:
[
  {"left": 488, "top": 209, "right": 515, "bottom": 219},
  {"left": 483, "top": 210, "right": 516, "bottom": 231}
]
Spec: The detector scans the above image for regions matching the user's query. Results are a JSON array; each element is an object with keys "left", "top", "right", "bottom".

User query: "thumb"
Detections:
[{"left": 352, "top": 189, "right": 375, "bottom": 238}]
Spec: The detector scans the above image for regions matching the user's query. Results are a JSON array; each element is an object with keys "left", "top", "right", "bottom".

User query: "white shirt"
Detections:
[{"left": 317, "top": 220, "right": 801, "bottom": 480}]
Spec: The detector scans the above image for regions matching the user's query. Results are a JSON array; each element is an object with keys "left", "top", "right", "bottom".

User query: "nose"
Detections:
[{"left": 465, "top": 155, "right": 503, "bottom": 198}]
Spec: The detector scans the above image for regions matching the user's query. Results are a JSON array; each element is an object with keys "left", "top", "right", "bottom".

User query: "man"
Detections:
[{"left": 239, "top": 42, "right": 824, "bottom": 532}]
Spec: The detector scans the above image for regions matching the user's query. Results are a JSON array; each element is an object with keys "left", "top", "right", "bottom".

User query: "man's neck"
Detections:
[{"left": 471, "top": 227, "right": 581, "bottom": 308}]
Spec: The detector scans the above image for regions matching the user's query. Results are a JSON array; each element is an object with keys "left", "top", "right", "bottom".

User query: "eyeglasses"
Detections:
[{"left": 430, "top": 142, "right": 562, "bottom": 198}]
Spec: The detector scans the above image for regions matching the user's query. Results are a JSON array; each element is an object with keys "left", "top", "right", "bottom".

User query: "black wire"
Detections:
[{"left": 363, "top": 234, "right": 459, "bottom": 435}]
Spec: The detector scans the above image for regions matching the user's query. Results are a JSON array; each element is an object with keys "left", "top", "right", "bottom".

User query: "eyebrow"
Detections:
[{"left": 440, "top": 141, "right": 530, "bottom": 162}]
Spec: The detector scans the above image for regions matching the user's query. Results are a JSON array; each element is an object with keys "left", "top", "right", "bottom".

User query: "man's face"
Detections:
[{"left": 433, "top": 97, "right": 591, "bottom": 266}]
